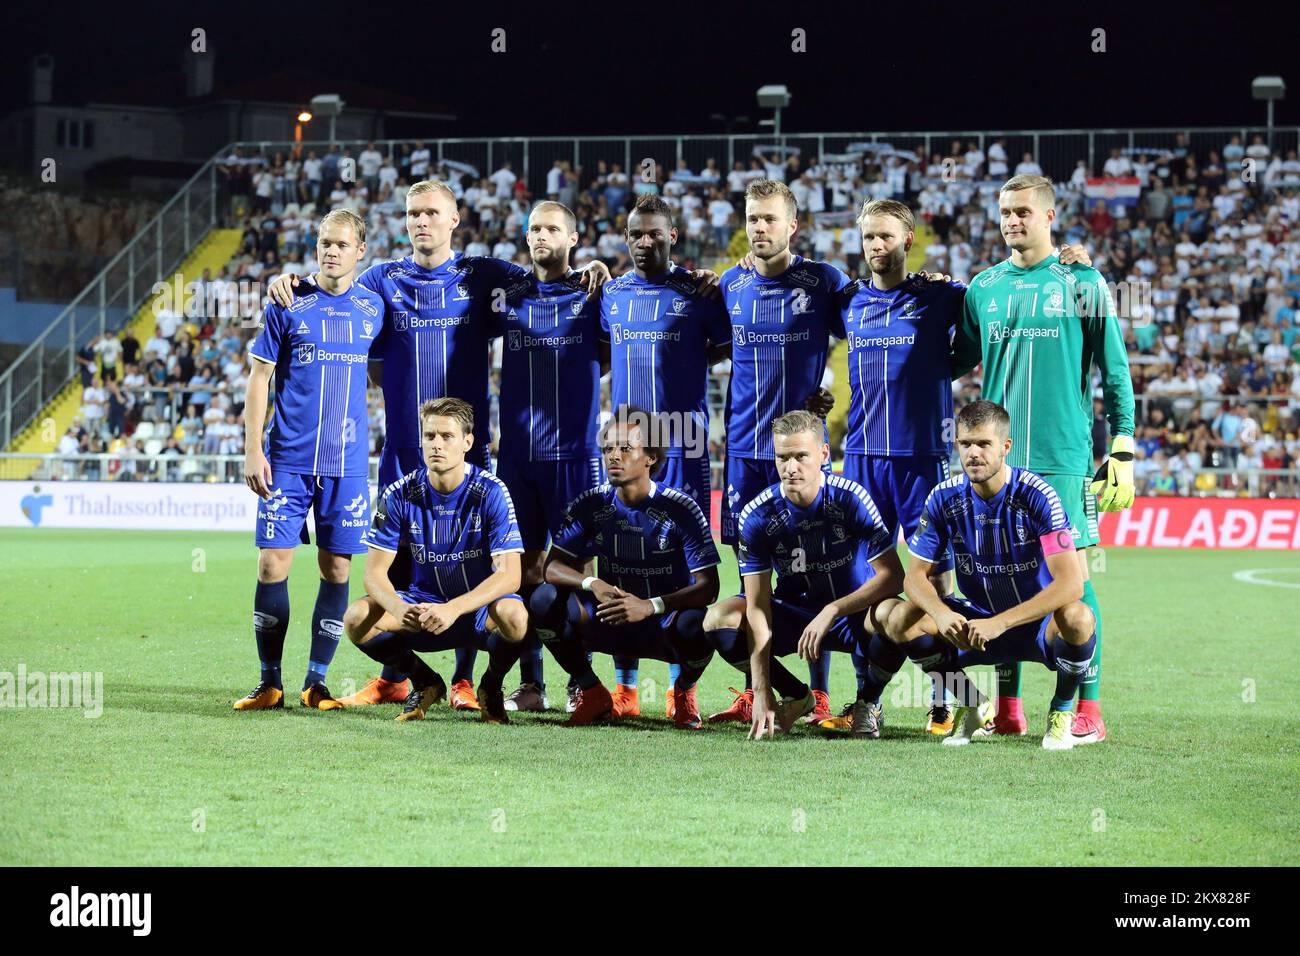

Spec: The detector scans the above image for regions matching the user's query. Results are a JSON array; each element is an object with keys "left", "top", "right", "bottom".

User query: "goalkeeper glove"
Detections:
[{"left": 1091, "top": 434, "right": 1136, "bottom": 512}]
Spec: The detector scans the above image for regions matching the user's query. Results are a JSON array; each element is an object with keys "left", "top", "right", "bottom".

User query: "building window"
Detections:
[{"left": 56, "top": 118, "right": 95, "bottom": 150}]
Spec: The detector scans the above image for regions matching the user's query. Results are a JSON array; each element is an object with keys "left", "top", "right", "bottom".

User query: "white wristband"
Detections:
[
  {"left": 581, "top": 576, "right": 598, "bottom": 592},
  {"left": 650, "top": 596, "right": 666, "bottom": 615}
]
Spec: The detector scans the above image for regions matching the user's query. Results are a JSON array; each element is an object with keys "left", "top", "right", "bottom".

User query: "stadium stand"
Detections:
[{"left": 5, "top": 130, "right": 1300, "bottom": 497}]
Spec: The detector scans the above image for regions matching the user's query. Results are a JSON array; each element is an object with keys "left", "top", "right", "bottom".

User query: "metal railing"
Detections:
[
  {"left": 5, "top": 454, "right": 1296, "bottom": 500},
  {"left": 0, "top": 158, "right": 223, "bottom": 450},
  {"left": 225, "top": 125, "right": 1300, "bottom": 205}
]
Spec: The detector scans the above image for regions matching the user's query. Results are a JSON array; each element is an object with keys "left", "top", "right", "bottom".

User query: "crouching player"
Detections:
[
  {"left": 530, "top": 407, "right": 721, "bottom": 729},
  {"left": 874, "top": 400, "right": 1097, "bottom": 750},
  {"left": 702, "top": 410, "right": 905, "bottom": 740},
  {"left": 341, "top": 398, "right": 527, "bottom": 724}
]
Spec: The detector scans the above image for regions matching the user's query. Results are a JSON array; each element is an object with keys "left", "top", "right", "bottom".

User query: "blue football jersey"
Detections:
[
  {"left": 600, "top": 265, "right": 730, "bottom": 457},
  {"left": 492, "top": 271, "right": 605, "bottom": 461},
  {"left": 552, "top": 482, "right": 720, "bottom": 599},
  {"left": 363, "top": 253, "right": 530, "bottom": 450},
  {"left": 842, "top": 276, "right": 966, "bottom": 457},
  {"left": 364, "top": 464, "right": 524, "bottom": 601},
  {"left": 249, "top": 282, "right": 384, "bottom": 477},
  {"left": 907, "top": 467, "right": 1072, "bottom": 615},
  {"left": 721, "top": 257, "right": 850, "bottom": 459},
  {"left": 737, "top": 474, "right": 894, "bottom": 607}
]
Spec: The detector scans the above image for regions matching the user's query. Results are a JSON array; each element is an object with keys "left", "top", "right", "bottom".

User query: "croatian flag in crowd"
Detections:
[{"left": 1085, "top": 176, "right": 1142, "bottom": 206}]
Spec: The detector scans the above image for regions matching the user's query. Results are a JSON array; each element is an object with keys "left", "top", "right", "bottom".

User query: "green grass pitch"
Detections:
[{"left": 2, "top": 528, "right": 1297, "bottom": 866}]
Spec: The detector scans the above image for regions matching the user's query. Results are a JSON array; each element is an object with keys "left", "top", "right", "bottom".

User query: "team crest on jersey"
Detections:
[
  {"left": 733, "top": 325, "right": 746, "bottom": 347},
  {"left": 832, "top": 524, "right": 847, "bottom": 543},
  {"left": 508, "top": 329, "right": 522, "bottom": 351},
  {"left": 361, "top": 319, "right": 375, "bottom": 339},
  {"left": 350, "top": 295, "right": 379, "bottom": 318},
  {"left": 791, "top": 288, "right": 812, "bottom": 315},
  {"left": 611, "top": 324, "right": 623, "bottom": 346},
  {"left": 410, "top": 543, "right": 426, "bottom": 564},
  {"left": 287, "top": 294, "right": 319, "bottom": 313},
  {"left": 454, "top": 284, "right": 470, "bottom": 300},
  {"left": 393, "top": 311, "right": 409, "bottom": 332},
  {"left": 987, "top": 320, "right": 1002, "bottom": 344},
  {"left": 955, "top": 553, "right": 973, "bottom": 575},
  {"left": 570, "top": 300, "right": 582, "bottom": 315},
  {"left": 297, "top": 343, "right": 315, "bottom": 364},
  {"left": 1016, "top": 523, "right": 1027, "bottom": 543},
  {"left": 672, "top": 298, "right": 687, "bottom": 314},
  {"left": 902, "top": 300, "right": 916, "bottom": 316}
]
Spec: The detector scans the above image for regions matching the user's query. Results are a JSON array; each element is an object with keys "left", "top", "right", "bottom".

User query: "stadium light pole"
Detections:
[
  {"left": 295, "top": 110, "right": 312, "bottom": 147},
  {"left": 310, "top": 94, "right": 345, "bottom": 145},
  {"left": 1251, "top": 76, "right": 1285, "bottom": 148},
  {"left": 756, "top": 85, "right": 791, "bottom": 141}
]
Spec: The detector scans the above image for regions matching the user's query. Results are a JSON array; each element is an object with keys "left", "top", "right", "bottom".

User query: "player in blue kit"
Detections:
[
  {"left": 268, "top": 181, "right": 609, "bottom": 712},
  {"left": 236, "top": 209, "right": 383, "bottom": 711},
  {"left": 340, "top": 397, "right": 528, "bottom": 724},
  {"left": 597, "top": 194, "right": 731, "bottom": 718},
  {"left": 492, "top": 201, "right": 609, "bottom": 713},
  {"left": 696, "top": 411, "right": 904, "bottom": 739},
  {"left": 822, "top": 198, "right": 1093, "bottom": 736},
  {"left": 529, "top": 407, "right": 721, "bottom": 728},
  {"left": 713, "top": 178, "right": 846, "bottom": 727},
  {"left": 868, "top": 400, "right": 1098, "bottom": 750}
]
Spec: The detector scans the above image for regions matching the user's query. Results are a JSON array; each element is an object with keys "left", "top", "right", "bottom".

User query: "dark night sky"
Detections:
[{"left": 4, "top": 0, "right": 1297, "bottom": 138}]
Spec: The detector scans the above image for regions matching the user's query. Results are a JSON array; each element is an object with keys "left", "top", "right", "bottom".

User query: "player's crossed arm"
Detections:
[
  {"left": 965, "top": 544, "right": 1083, "bottom": 649},
  {"left": 797, "top": 548, "right": 905, "bottom": 662}
]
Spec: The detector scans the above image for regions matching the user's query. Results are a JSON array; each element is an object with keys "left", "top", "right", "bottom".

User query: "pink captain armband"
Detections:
[{"left": 1040, "top": 529, "right": 1076, "bottom": 557}]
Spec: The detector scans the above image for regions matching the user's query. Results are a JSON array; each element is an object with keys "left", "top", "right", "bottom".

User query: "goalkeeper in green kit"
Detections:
[{"left": 953, "top": 174, "right": 1134, "bottom": 744}]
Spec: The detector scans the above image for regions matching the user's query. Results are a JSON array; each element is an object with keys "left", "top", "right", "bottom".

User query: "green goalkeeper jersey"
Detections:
[{"left": 953, "top": 253, "right": 1134, "bottom": 477}]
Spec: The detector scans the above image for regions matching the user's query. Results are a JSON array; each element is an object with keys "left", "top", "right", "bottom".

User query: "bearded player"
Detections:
[{"left": 952, "top": 174, "right": 1134, "bottom": 744}]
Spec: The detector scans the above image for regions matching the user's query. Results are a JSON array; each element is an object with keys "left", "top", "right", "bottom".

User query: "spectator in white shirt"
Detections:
[
  {"left": 1102, "top": 148, "right": 1133, "bottom": 177},
  {"left": 1014, "top": 153, "right": 1043, "bottom": 176},
  {"left": 490, "top": 162, "right": 517, "bottom": 199}
]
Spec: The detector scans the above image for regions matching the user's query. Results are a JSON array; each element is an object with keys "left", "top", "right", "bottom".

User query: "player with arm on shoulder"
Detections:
[
  {"left": 952, "top": 175, "right": 1133, "bottom": 744},
  {"left": 235, "top": 209, "right": 383, "bottom": 712},
  {"left": 874, "top": 401, "right": 1097, "bottom": 750},
  {"left": 491, "top": 200, "right": 610, "bottom": 713},
  {"left": 595, "top": 195, "right": 732, "bottom": 717},
  {"left": 341, "top": 398, "right": 527, "bottom": 724},
  {"left": 268, "top": 181, "right": 609, "bottom": 712},
  {"left": 697, "top": 410, "right": 904, "bottom": 741},
  {"left": 711, "top": 179, "right": 845, "bottom": 727},
  {"left": 828, "top": 198, "right": 1095, "bottom": 736},
  {"left": 529, "top": 407, "right": 721, "bottom": 728}
]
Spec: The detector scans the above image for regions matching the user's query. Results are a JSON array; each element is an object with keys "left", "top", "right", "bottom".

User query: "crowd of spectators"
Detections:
[{"left": 51, "top": 132, "right": 1300, "bottom": 495}]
